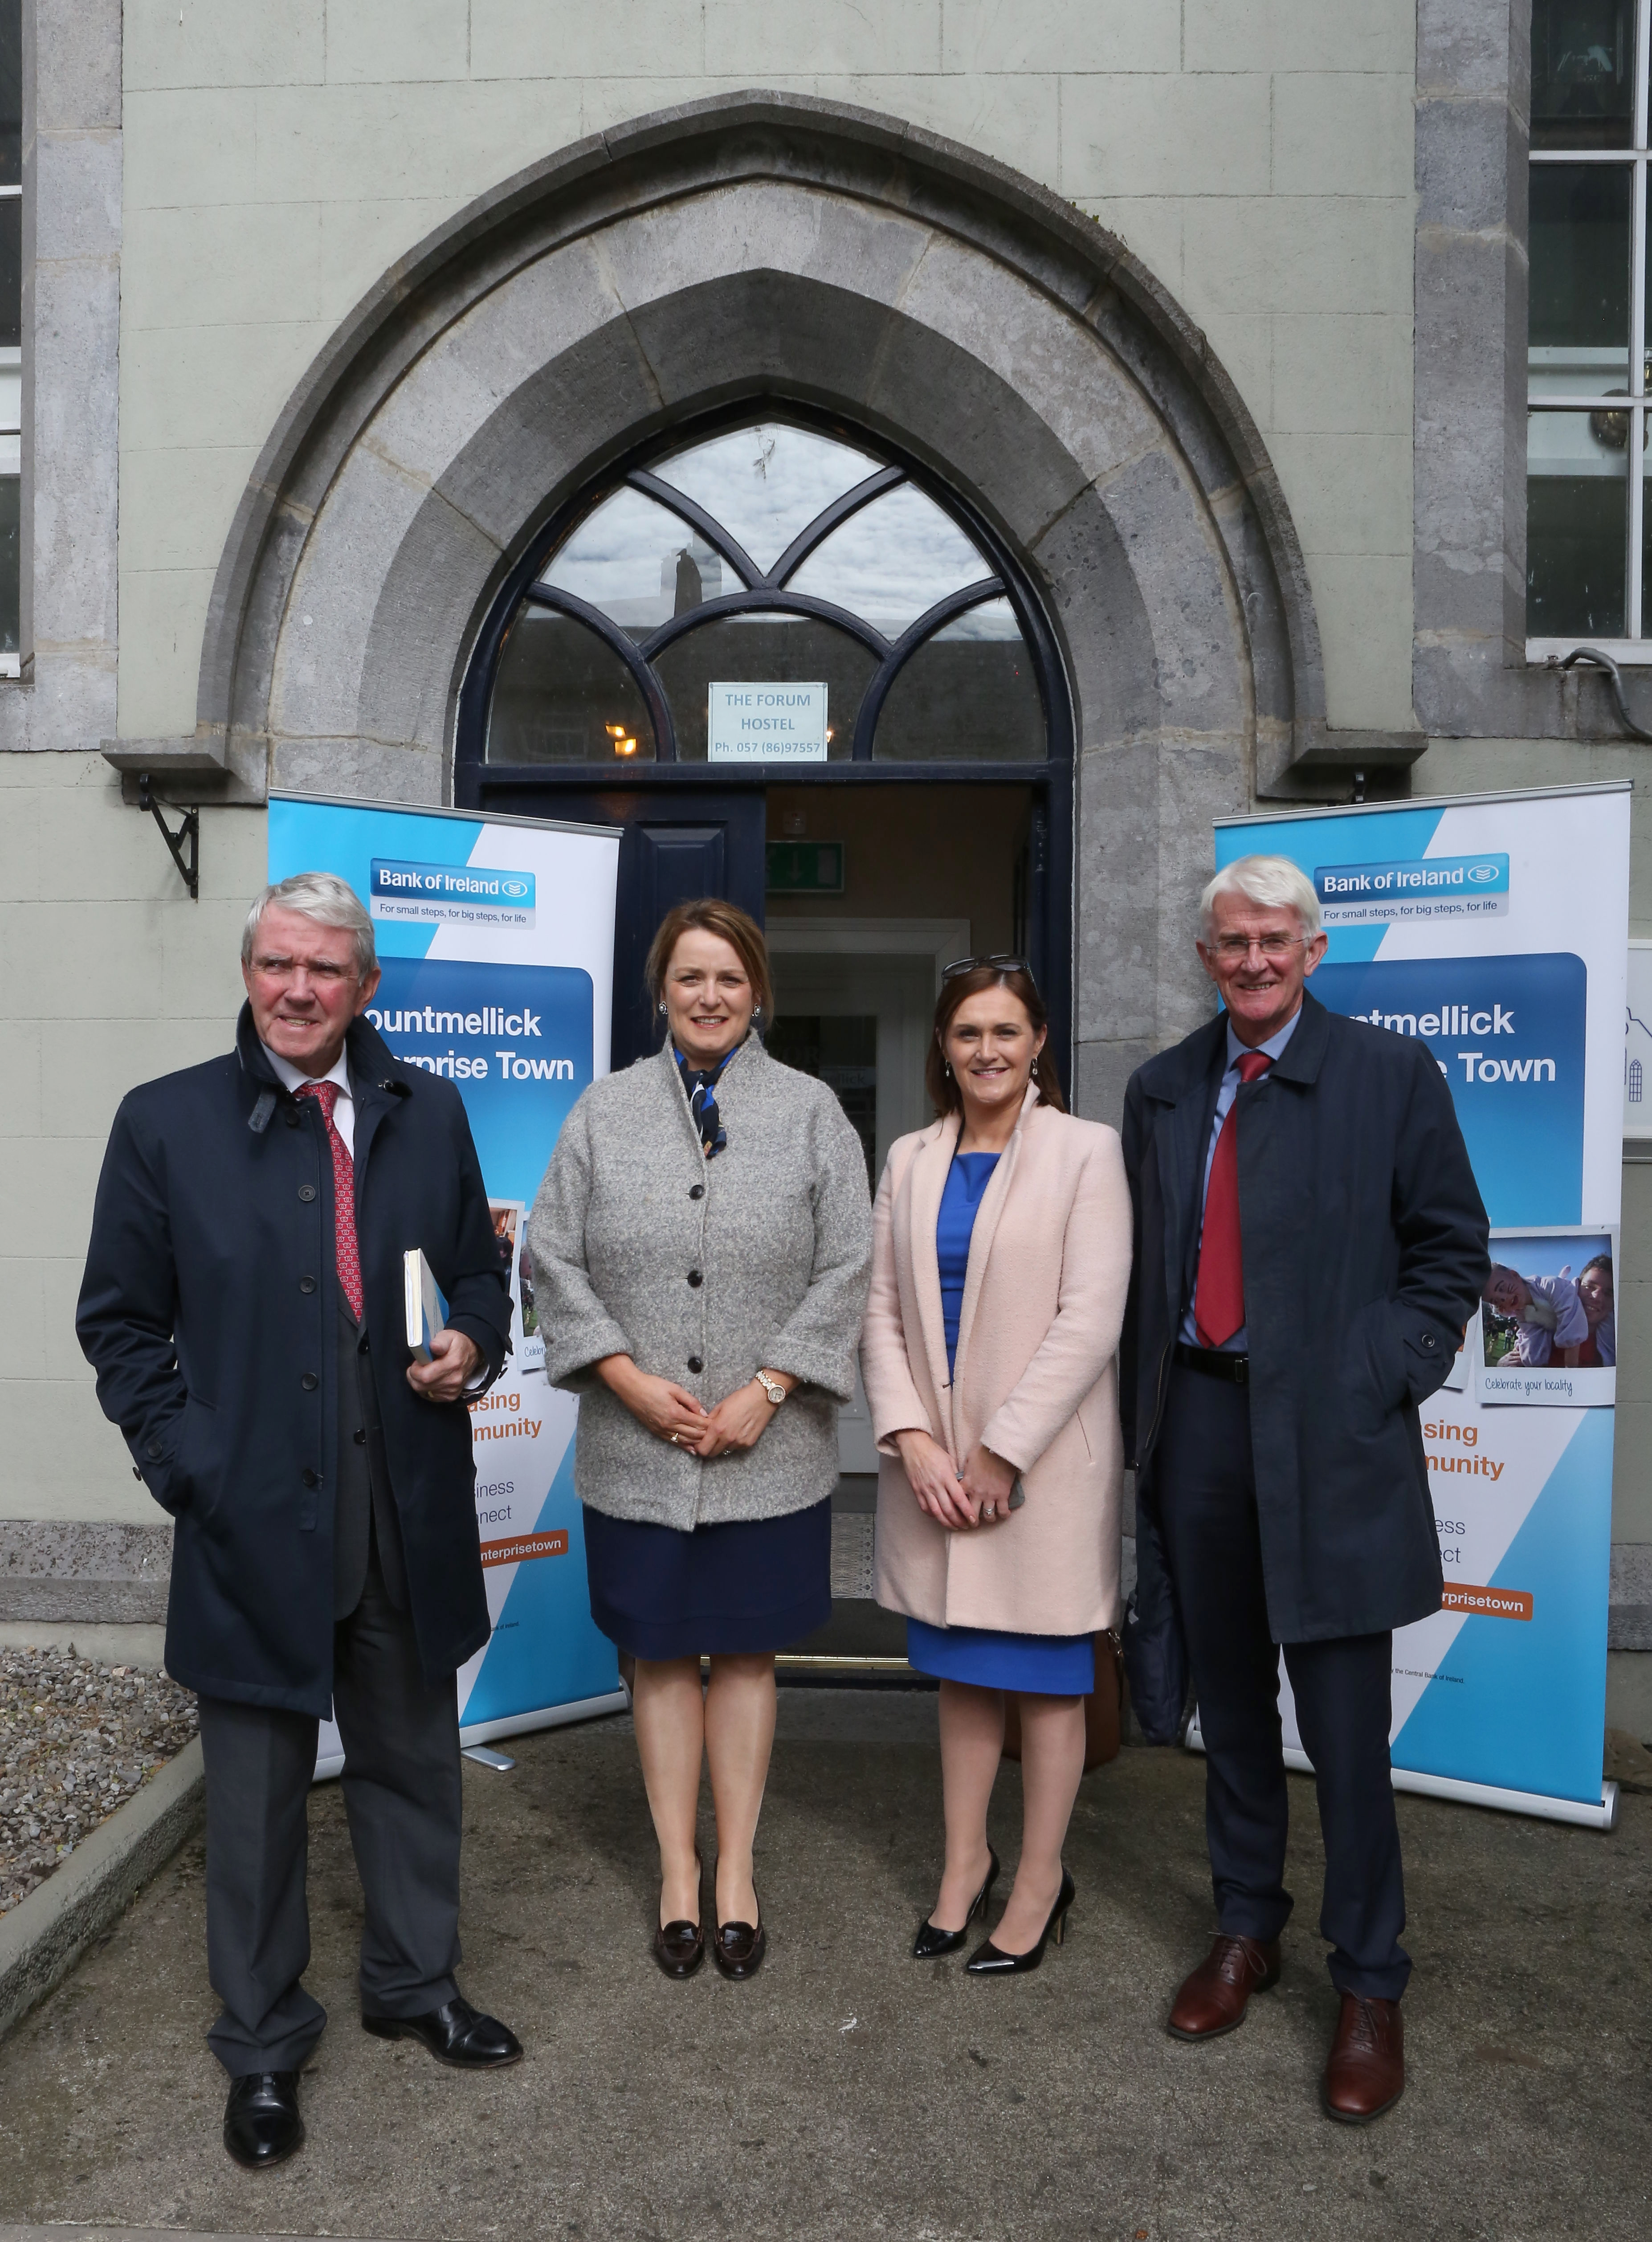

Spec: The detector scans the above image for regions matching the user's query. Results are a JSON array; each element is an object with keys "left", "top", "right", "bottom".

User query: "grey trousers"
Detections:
[{"left": 197, "top": 1551, "right": 464, "bottom": 2076}]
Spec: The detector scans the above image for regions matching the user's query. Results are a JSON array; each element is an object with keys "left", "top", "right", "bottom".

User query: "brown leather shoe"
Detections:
[
  {"left": 1322, "top": 1993, "right": 1404, "bottom": 2123},
  {"left": 1167, "top": 1934, "right": 1281, "bottom": 2040}
]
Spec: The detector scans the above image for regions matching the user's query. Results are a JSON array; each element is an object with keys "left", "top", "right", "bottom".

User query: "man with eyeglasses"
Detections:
[
  {"left": 1119, "top": 855, "right": 1487, "bottom": 2124},
  {"left": 77, "top": 873, "right": 520, "bottom": 2171}
]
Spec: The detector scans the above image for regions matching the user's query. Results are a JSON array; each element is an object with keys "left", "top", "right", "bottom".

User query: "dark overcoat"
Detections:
[
  {"left": 76, "top": 1005, "right": 512, "bottom": 1717},
  {"left": 1120, "top": 990, "right": 1489, "bottom": 1645}
]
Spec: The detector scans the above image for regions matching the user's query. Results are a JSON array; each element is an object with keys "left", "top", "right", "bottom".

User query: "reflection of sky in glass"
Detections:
[
  {"left": 932, "top": 595, "right": 1022, "bottom": 642},
  {"left": 652, "top": 423, "right": 881, "bottom": 572},
  {"left": 787, "top": 484, "right": 993, "bottom": 635},
  {"left": 539, "top": 486, "right": 727, "bottom": 634}
]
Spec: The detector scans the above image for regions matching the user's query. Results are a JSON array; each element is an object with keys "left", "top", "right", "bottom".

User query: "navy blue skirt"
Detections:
[{"left": 583, "top": 1499, "right": 832, "bottom": 1660}]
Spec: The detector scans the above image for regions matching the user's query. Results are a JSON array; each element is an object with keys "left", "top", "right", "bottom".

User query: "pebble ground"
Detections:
[{"left": 0, "top": 1647, "right": 197, "bottom": 1913}]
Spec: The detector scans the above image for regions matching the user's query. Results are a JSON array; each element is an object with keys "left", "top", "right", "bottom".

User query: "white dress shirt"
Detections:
[
  {"left": 1179, "top": 1005, "right": 1302, "bottom": 1352},
  {"left": 261, "top": 1041, "right": 354, "bottom": 1154}
]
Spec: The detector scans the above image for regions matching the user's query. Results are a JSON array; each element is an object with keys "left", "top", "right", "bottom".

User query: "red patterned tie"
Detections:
[
  {"left": 1193, "top": 1051, "right": 1273, "bottom": 1350},
  {"left": 296, "top": 1080, "right": 363, "bottom": 1320}
]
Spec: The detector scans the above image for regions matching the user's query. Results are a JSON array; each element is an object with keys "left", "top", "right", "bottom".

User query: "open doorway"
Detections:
[{"left": 763, "top": 783, "right": 1035, "bottom": 1666}]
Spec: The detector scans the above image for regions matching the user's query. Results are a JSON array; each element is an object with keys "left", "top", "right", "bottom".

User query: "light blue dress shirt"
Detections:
[{"left": 1178, "top": 1006, "right": 1302, "bottom": 1352}]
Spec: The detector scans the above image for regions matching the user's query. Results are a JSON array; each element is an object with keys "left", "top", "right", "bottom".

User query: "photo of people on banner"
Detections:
[{"left": 1477, "top": 1231, "right": 1616, "bottom": 1409}]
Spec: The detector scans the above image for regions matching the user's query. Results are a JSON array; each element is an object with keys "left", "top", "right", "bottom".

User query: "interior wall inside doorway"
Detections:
[
  {"left": 765, "top": 784, "right": 1029, "bottom": 951},
  {"left": 763, "top": 783, "right": 1033, "bottom": 1478}
]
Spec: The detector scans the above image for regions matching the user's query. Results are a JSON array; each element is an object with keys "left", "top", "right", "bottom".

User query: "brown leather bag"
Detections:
[{"left": 1000, "top": 1629, "right": 1124, "bottom": 1772}]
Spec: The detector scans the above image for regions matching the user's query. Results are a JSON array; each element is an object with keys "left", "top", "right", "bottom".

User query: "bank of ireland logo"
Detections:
[
  {"left": 368, "top": 857, "right": 537, "bottom": 927},
  {"left": 1313, "top": 851, "right": 1511, "bottom": 923}
]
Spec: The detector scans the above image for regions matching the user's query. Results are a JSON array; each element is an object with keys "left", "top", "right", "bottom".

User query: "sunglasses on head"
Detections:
[{"left": 941, "top": 953, "right": 1035, "bottom": 982}]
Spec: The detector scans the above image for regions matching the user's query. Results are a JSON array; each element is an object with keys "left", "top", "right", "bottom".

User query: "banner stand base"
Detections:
[
  {"left": 1184, "top": 1715, "right": 1619, "bottom": 1831},
  {"left": 313, "top": 1687, "right": 629, "bottom": 1784}
]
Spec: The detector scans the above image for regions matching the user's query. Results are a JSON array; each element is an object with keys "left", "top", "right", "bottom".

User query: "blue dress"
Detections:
[{"left": 905, "top": 1151, "right": 1096, "bottom": 1696}]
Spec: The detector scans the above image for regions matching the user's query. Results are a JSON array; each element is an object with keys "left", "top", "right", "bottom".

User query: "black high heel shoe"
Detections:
[
  {"left": 965, "top": 1868, "right": 1075, "bottom": 1976},
  {"left": 653, "top": 1852, "right": 705, "bottom": 1979},
  {"left": 913, "top": 1849, "right": 1001, "bottom": 1960}
]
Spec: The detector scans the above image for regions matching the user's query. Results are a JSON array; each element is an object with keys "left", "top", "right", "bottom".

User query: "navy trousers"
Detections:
[{"left": 1154, "top": 1365, "right": 1410, "bottom": 2001}]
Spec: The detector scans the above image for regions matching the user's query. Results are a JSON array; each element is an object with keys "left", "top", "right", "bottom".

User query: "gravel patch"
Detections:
[{"left": 0, "top": 1647, "right": 197, "bottom": 1915}]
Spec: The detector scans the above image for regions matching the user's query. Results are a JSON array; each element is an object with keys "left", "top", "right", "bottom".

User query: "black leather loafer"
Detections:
[
  {"left": 362, "top": 1994, "right": 522, "bottom": 2068},
  {"left": 712, "top": 1879, "right": 766, "bottom": 1981},
  {"left": 654, "top": 1917, "right": 705, "bottom": 1978},
  {"left": 223, "top": 2070, "right": 304, "bottom": 2170}
]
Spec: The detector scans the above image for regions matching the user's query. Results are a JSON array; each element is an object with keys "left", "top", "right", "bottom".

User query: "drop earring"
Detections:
[{"left": 658, "top": 1000, "right": 668, "bottom": 1016}]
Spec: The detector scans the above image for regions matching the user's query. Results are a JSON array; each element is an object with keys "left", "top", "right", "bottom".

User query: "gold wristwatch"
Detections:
[{"left": 754, "top": 1369, "right": 787, "bottom": 1406}]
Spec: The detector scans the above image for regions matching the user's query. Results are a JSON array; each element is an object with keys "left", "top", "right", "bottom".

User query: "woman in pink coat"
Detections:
[{"left": 861, "top": 960, "right": 1132, "bottom": 1974}]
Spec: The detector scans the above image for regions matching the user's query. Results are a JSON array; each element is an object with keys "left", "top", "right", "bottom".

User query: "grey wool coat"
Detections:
[{"left": 529, "top": 1037, "right": 873, "bottom": 1531}]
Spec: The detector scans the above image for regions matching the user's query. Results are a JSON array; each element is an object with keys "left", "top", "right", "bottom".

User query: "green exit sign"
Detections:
[{"left": 766, "top": 841, "right": 844, "bottom": 894}]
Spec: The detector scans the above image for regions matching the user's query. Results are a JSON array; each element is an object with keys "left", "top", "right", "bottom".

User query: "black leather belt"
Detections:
[{"left": 1174, "top": 1341, "right": 1249, "bottom": 1386}]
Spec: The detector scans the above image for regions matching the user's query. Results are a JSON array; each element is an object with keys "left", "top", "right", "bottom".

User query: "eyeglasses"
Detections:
[
  {"left": 1207, "top": 935, "right": 1306, "bottom": 962},
  {"left": 942, "top": 953, "right": 1035, "bottom": 981}
]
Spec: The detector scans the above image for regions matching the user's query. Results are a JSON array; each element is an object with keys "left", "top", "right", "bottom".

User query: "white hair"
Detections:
[
  {"left": 242, "top": 872, "right": 376, "bottom": 979},
  {"left": 1199, "top": 854, "right": 1322, "bottom": 942}
]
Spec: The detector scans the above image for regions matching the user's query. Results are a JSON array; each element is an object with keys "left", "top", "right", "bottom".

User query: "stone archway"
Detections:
[{"left": 196, "top": 91, "right": 1336, "bottom": 1102}]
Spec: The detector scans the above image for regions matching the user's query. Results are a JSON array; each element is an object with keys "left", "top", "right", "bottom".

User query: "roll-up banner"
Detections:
[
  {"left": 1194, "top": 783, "right": 1631, "bottom": 1828},
  {"left": 267, "top": 796, "right": 626, "bottom": 1775}
]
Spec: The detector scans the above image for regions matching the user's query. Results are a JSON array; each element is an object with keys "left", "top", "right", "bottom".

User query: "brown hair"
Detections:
[
  {"left": 645, "top": 898, "right": 775, "bottom": 1037},
  {"left": 925, "top": 965, "right": 1066, "bottom": 1117}
]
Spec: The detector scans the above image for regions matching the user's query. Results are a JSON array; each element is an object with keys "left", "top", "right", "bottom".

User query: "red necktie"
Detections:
[
  {"left": 1193, "top": 1051, "right": 1273, "bottom": 1350},
  {"left": 296, "top": 1080, "right": 363, "bottom": 1321}
]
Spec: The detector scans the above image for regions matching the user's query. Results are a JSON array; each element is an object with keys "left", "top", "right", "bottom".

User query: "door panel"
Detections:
[{"left": 481, "top": 788, "right": 765, "bottom": 1070}]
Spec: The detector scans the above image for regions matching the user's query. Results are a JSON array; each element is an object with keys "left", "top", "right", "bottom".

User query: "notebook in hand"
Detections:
[{"left": 404, "top": 1248, "right": 448, "bottom": 1362}]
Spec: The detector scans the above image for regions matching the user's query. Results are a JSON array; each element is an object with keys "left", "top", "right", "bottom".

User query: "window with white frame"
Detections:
[
  {"left": 1527, "top": 2, "right": 1652, "bottom": 654},
  {"left": 0, "top": 0, "right": 18, "bottom": 677}
]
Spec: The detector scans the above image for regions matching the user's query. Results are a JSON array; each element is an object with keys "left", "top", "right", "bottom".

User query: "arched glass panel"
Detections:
[
  {"left": 650, "top": 422, "right": 881, "bottom": 574},
  {"left": 785, "top": 483, "right": 991, "bottom": 637},
  {"left": 486, "top": 607, "right": 655, "bottom": 763},
  {"left": 476, "top": 417, "right": 1060, "bottom": 768},
  {"left": 538, "top": 485, "right": 732, "bottom": 637},
  {"left": 653, "top": 612, "right": 874, "bottom": 761},
  {"left": 872, "top": 598, "right": 1044, "bottom": 762}
]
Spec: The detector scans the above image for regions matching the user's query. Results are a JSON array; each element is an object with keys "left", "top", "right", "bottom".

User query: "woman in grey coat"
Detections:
[{"left": 530, "top": 898, "right": 871, "bottom": 1983}]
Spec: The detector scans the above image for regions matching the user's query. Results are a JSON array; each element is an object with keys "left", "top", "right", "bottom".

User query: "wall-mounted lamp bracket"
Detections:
[{"left": 137, "top": 772, "right": 200, "bottom": 899}]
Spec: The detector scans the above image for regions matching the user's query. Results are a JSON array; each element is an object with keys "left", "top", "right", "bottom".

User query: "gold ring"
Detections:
[{"left": 669, "top": 1433, "right": 681, "bottom": 1446}]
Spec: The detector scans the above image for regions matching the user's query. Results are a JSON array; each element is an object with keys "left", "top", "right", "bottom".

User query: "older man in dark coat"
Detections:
[
  {"left": 1121, "top": 854, "right": 1488, "bottom": 2125},
  {"left": 78, "top": 873, "right": 518, "bottom": 2171}
]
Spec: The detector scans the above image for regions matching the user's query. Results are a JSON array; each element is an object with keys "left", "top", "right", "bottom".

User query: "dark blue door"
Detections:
[{"left": 479, "top": 787, "right": 765, "bottom": 1070}]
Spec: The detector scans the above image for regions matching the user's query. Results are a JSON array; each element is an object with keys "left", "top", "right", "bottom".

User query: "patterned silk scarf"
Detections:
[{"left": 675, "top": 1043, "right": 739, "bottom": 1159}]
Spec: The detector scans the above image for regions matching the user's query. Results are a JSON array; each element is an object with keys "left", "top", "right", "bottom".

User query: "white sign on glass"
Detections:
[
  {"left": 707, "top": 681, "right": 828, "bottom": 762},
  {"left": 1628, "top": 939, "right": 1652, "bottom": 1137}
]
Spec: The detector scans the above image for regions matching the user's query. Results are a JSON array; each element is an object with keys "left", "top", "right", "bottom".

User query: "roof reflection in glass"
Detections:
[{"left": 538, "top": 486, "right": 730, "bottom": 638}]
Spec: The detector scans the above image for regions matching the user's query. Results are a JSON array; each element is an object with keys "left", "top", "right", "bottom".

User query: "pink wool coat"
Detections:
[{"left": 861, "top": 1088, "right": 1134, "bottom": 1638}]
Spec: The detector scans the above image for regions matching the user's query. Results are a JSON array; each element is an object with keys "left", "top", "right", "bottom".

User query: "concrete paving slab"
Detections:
[
  {"left": 0, "top": 2230, "right": 352, "bottom": 2242},
  {"left": 0, "top": 1693, "right": 1646, "bottom": 2242}
]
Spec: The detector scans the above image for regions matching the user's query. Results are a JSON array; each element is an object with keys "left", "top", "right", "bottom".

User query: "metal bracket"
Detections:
[
  {"left": 136, "top": 771, "right": 200, "bottom": 899},
  {"left": 1556, "top": 646, "right": 1652, "bottom": 745}
]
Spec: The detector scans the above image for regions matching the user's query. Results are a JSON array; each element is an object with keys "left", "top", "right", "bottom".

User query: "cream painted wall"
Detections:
[
  {"left": 116, "top": 0, "right": 1418, "bottom": 744},
  {"left": 0, "top": 756, "right": 265, "bottom": 1520}
]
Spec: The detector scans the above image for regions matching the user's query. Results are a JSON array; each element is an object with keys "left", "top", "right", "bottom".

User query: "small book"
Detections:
[{"left": 404, "top": 1248, "right": 447, "bottom": 1362}]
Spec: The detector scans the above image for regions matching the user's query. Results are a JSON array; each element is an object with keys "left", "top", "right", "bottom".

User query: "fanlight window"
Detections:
[{"left": 484, "top": 420, "right": 1048, "bottom": 765}]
